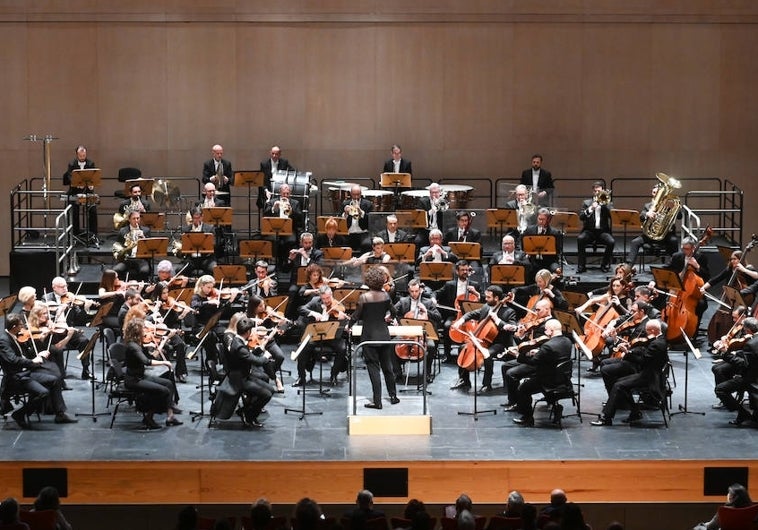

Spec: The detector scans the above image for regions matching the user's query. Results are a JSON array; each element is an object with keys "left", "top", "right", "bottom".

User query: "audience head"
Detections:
[
  {"left": 605, "top": 523, "right": 624, "bottom": 530},
  {"left": 294, "top": 497, "right": 322, "bottom": 530},
  {"left": 403, "top": 499, "right": 426, "bottom": 520},
  {"left": 455, "top": 494, "right": 473, "bottom": 516},
  {"left": 356, "top": 489, "right": 374, "bottom": 509},
  {"left": 0, "top": 498, "right": 20, "bottom": 525},
  {"left": 175, "top": 505, "right": 198, "bottom": 530},
  {"left": 727, "top": 482, "right": 752, "bottom": 507},
  {"left": 506, "top": 490, "right": 525, "bottom": 515},
  {"left": 550, "top": 489, "right": 567, "bottom": 507},
  {"left": 250, "top": 498, "right": 273, "bottom": 530},
  {"left": 410, "top": 511, "right": 432, "bottom": 530},
  {"left": 33, "top": 486, "right": 62, "bottom": 511},
  {"left": 457, "top": 510, "right": 475, "bottom": 530}
]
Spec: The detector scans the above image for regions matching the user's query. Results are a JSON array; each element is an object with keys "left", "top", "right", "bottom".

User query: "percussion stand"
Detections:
[
  {"left": 233, "top": 171, "right": 265, "bottom": 239},
  {"left": 23, "top": 134, "right": 59, "bottom": 229},
  {"left": 75, "top": 330, "right": 108, "bottom": 422},
  {"left": 70, "top": 169, "right": 102, "bottom": 248},
  {"left": 189, "top": 309, "right": 223, "bottom": 423}
]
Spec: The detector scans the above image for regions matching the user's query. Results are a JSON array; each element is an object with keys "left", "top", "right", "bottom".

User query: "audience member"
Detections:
[
  {"left": 0, "top": 498, "right": 28, "bottom": 529},
  {"left": 344, "top": 489, "right": 385, "bottom": 529},
  {"left": 32, "top": 486, "right": 72, "bottom": 530},
  {"left": 174, "top": 505, "right": 198, "bottom": 530},
  {"left": 457, "top": 510, "right": 475, "bottom": 530},
  {"left": 250, "top": 498, "right": 274, "bottom": 530},
  {"left": 606, "top": 523, "right": 624, "bottom": 530},
  {"left": 520, "top": 504, "right": 538, "bottom": 530},
  {"left": 559, "top": 503, "right": 588, "bottom": 530},
  {"left": 540, "top": 489, "right": 567, "bottom": 520},
  {"left": 499, "top": 491, "right": 525, "bottom": 518},
  {"left": 693, "top": 482, "right": 752, "bottom": 530},
  {"left": 294, "top": 498, "right": 323, "bottom": 530}
]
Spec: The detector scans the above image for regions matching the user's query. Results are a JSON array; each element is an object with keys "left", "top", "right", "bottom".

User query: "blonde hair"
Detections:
[{"left": 194, "top": 275, "right": 215, "bottom": 295}]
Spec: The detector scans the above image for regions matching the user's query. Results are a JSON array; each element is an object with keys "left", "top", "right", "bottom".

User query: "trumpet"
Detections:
[
  {"left": 346, "top": 200, "right": 361, "bottom": 219},
  {"left": 432, "top": 197, "right": 449, "bottom": 212},
  {"left": 279, "top": 198, "right": 292, "bottom": 216}
]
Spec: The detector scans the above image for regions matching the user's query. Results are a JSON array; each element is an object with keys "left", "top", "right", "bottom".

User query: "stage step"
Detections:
[{"left": 347, "top": 395, "right": 432, "bottom": 435}]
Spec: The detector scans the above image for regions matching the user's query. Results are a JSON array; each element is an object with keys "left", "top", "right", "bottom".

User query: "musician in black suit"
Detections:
[
  {"left": 714, "top": 318, "right": 758, "bottom": 425},
  {"left": 521, "top": 208, "right": 563, "bottom": 280},
  {"left": 202, "top": 144, "right": 233, "bottom": 194},
  {"left": 415, "top": 183, "right": 445, "bottom": 246},
  {"left": 118, "top": 183, "right": 151, "bottom": 215},
  {"left": 444, "top": 211, "right": 482, "bottom": 244},
  {"left": 451, "top": 285, "right": 517, "bottom": 393},
  {"left": 182, "top": 206, "right": 218, "bottom": 277},
  {"left": 665, "top": 236, "right": 711, "bottom": 324},
  {"left": 592, "top": 319, "right": 669, "bottom": 426},
  {"left": 375, "top": 214, "right": 412, "bottom": 244},
  {"left": 383, "top": 144, "right": 413, "bottom": 176},
  {"left": 284, "top": 233, "right": 323, "bottom": 318},
  {"left": 62, "top": 145, "right": 98, "bottom": 236},
  {"left": 264, "top": 183, "right": 304, "bottom": 264},
  {"left": 258, "top": 145, "right": 295, "bottom": 209},
  {"left": 0, "top": 313, "right": 77, "bottom": 429},
  {"left": 512, "top": 319, "right": 573, "bottom": 426},
  {"left": 394, "top": 279, "right": 442, "bottom": 383},
  {"left": 113, "top": 210, "right": 153, "bottom": 281},
  {"left": 519, "top": 154, "right": 554, "bottom": 206},
  {"left": 627, "top": 183, "right": 681, "bottom": 267},
  {"left": 341, "top": 185, "right": 373, "bottom": 253},
  {"left": 577, "top": 181, "right": 615, "bottom": 273},
  {"left": 195, "top": 182, "right": 229, "bottom": 209},
  {"left": 490, "top": 235, "right": 530, "bottom": 268}
]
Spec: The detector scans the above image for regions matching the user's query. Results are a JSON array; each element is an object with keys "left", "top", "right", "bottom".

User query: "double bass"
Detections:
[{"left": 663, "top": 226, "right": 712, "bottom": 342}]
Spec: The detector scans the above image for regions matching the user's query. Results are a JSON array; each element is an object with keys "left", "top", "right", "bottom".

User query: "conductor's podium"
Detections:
[{"left": 349, "top": 325, "right": 432, "bottom": 436}]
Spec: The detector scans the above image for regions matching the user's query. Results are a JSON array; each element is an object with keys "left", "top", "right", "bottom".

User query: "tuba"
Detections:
[{"left": 641, "top": 172, "right": 682, "bottom": 241}]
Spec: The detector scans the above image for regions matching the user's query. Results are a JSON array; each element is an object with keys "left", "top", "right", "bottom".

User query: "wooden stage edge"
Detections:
[{"left": 3, "top": 459, "right": 756, "bottom": 505}]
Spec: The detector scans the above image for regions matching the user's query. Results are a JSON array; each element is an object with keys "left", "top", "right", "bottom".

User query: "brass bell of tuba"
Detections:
[{"left": 641, "top": 172, "right": 682, "bottom": 241}]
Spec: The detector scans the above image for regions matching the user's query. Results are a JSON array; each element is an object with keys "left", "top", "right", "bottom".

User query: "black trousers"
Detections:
[{"left": 363, "top": 344, "right": 397, "bottom": 404}]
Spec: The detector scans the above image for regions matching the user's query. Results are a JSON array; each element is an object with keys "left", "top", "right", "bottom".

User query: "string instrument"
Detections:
[
  {"left": 707, "top": 234, "right": 758, "bottom": 343},
  {"left": 514, "top": 314, "right": 550, "bottom": 341},
  {"left": 664, "top": 226, "right": 713, "bottom": 342},
  {"left": 581, "top": 297, "right": 620, "bottom": 357},
  {"left": 712, "top": 314, "right": 746, "bottom": 354},
  {"left": 611, "top": 335, "right": 651, "bottom": 358},
  {"left": 395, "top": 301, "right": 428, "bottom": 360},
  {"left": 449, "top": 272, "right": 479, "bottom": 344},
  {"left": 519, "top": 269, "right": 562, "bottom": 325},
  {"left": 248, "top": 325, "right": 278, "bottom": 350},
  {"left": 457, "top": 301, "right": 506, "bottom": 371}
]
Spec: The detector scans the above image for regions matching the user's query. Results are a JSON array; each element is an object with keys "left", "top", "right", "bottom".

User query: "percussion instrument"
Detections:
[
  {"left": 272, "top": 170, "right": 313, "bottom": 198},
  {"left": 362, "top": 190, "right": 393, "bottom": 212},
  {"left": 152, "top": 179, "right": 182, "bottom": 209},
  {"left": 441, "top": 184, "right": 473, "bottom": 209},
  {"left": 400, "top": 190, "right": 428, "bottom": 210},
  {"left": 328, "top": 183, "right": 365, "bottom": 214}
]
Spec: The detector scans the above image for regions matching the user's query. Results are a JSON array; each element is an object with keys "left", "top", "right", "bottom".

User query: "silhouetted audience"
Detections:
[
  {"left": 559, "top": 503, "right": 589, "bottom": 530},
  {"left": 457, "top": 510, "right": 475, "bottom": 530},
  {"left": 32, "top": 486, "right": 72, "bottom": 530},
  {"left": 693, "top": 482, "right": 752, "bottom": 530},
  {"left": 294, "top": 498, "right": 323, "bottom": 530},
  {"left": 520, "top": 504, "right": 538, "bottom": 530},
  {"left": 0, "top": 498, "right": 28, "bottom": 530},
  {"left": 498, "top": 491, "right": 525, "bottom": 518},
  {"left": 250, "top": 498, "right": 275, "bottom": 530},
  {"left": 539, "top": 489, "right": 567, "bottom": 520},
  {"left": 175, "top": 505, "right": 198, "bottom": 530}
]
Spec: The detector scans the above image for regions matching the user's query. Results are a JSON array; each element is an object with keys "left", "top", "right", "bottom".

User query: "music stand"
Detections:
[
  {"left": 124, "top": 177, "right": 155, "bottom": 197},
  {"left": 322, "top": 247, "right": 353, "bottom": 262},
  {"left": 333, "top": 288, "right": 363, "bottom": 312},
  {"left": 611, "top": 209, "right": 641, "bottom": 262},
  {"left": 140, "top": 212, "right": 165, "bottom": 231},
  {"left": 203, "top": 206, "right": 233, "bottom": 227},
  {"left": 722, "top": 286, "right": 746, "bottom": 309},
  {"left": 75, "top": 330, "right": 107, "bottom": 422},
  {"left": 239, "top": 240, "right": 273, "bottom": 263},
  {"left": 168, "top": 288, "right": 193, "bottom": 304},
  {"left": 213, "top": 265, "right": 247, "bottom": 285},
  {"left": 70, "top": 168, "right": 102, "bottom": 246},
  {"left": 285, "top": 321, "right": 341, "bottom": 419},
  {"left": 551, "top": 211, "right": 579, "bottom": 266},
  {"left": 385, "top": 243, "right": 416, "bottom": 263},
  {"left": 522, "top": 235, "right": 557, "bottom": 261},
  {"left": 562, "top": 291, "right": 589, "bottom": 311},
  {"left": 490, "top": 265, "right": 526, "bottom": 287},
  {"left": 261, "top": 217, "right": 293, "bottom": 267},
  {"left": 449, "top": 242, "right": 481, "bottom": 262},
  {"left": 395, "top": 210, "right": 428, "bottom": 230},
  {"left": 456, "top": 333, "right": 497, "bottom": 420},
  {"left": 86, "top": 300, "right": 114, "bottom": 382},
  {"left": 316, "top": 216, "right": 349, "bottom": 234},
  {"left": 670, "top": 326, "right": 705, "bottom": 418},
  {"left": 234, "top": 171, "right": 265, "bottom": 237},
  {"left": 189, "top": 309, "right": 223, "bottom": 422},
  {"left": 485, "top": 209, "right": 517, "bottom": 240},
  {"left": 460, "top": 301, "right": 485, "bottom": 314},
  {"left": 135, "top": 237, "right": 169, "bottom": 282},
  {"left": 650, "top": 267, "right": 684, "bottom": 293},
  {"left": 380, "top": 172, "right": 412, "bottom": 210},
  {"left": 0, "top": 294, "right": 18, "bottom": 317},
  {"left": 419, "top": 262, "right": 454, "bottom": 283},
  {"left": 570, "top": 330, "right": 598, "bottom": 420}
]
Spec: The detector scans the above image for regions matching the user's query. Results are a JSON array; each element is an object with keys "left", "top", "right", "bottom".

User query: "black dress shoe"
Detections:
[
  {"left": 11, "top": 409, "right": 30, "bottom": 429},
  {"left": 512, "top": 416, "right": 534, "bottom": 427},
  {"left": 477, "top": 385, "right": 493, "bottom": 395},
  {"left": 176, "top": 374, "right": 187, "bottom": 383},
  {"left": 142, "top": 417, "right": 162, "bottom": 430},
  {"left": 730, "top": 409, "right": 751, "bottom": 426},
  {"left": 390, "top": 396, "right": 400, "bottom": 405},
  {"left": 165, "top": 417, "right": 183, "bottom": 427},
  {"left": 54, "top": 412, "right": 78, "bottom": 424},
  {"left": 552, "top": 404, "right": 564, "bottom": 422},
  {"left": 591, "top": 416, "right": 612, "bottom": 426},
  {"left": 330, "top": 375, "right": 338, "bottom": 386},
  {"left": 81, "top": 370, "right": 92, "bottom": 380},
  {"left": 292, "top": 378, "right": 305, "bottom": 387},
  {"left": 502, "top": 403, "right": 518, "bottom": 411},
  {"left": 576, "top": 266, "right": 587, "bottom": 273},
  {"left": 426, "top": 375, "right": 435, "bottom": 384},
  {"left": 364, "top": 402, "right": 383, "bottom": 410},
  {"left": 622, "top": 411, "right": 643, "bottom": 424},
  {"left": 450, "top": 379, "right": 471, "bottom": 390}
]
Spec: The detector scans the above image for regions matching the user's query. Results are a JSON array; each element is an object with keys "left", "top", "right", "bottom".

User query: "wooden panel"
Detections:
[{"left": 1, "top": 460, "right": 756, "bottom": 505}]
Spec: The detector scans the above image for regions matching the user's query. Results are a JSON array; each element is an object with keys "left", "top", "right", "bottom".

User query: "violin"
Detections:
[{"left": 611, "top": 335, "right": 651, "bottom": 358}]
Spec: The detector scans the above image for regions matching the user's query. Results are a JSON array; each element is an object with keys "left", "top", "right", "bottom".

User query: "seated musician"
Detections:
[
  {"left": 18, "top": 286, "right": 37, "bottom": 317},
  {"left": 417, "top": 229, "right": 458, "bottom": 276},
  {"left": 144, "top": 260, "right": 190, "bottom": 298},
  {"left": 342, "top": 185, "right": 373, "bottom": 253},
  {"left": 348, "top": 237, "right": 392, "bottom": 266},
  {"left": 62, "top": 145, "right": 98, "bottom": 236},
  {"left": 264, "top": 183, "right": 304, "bottom": 263},
  {"left": 394, "top": 279, "right": 442, "bottom": 384},
  {"left": 633, "top": 285, "right": 661, "bottom": 319},
  {"left": 202, "top": 144, "right": 232, "bottom": 195},
  {"left": 0, "top": 313, "right": 78, "bottom": 429},
  {"left": 196, "top": 182, "right": 228, "bottom": 209},
  {"left": 521, "top": 208, "right": 563, "bottom": 281},
  {"left": 250, "top": 260, "right": 278, "bottom": 299},
  {"left": 714, "top": 317, "right": 758, "bottom": 426},
  {"left": 44, "top": 276, "right": 99, "bottom": 327},
  {"left": 190, "top": 275, "right": 226, "bottom": 364},
  {"left": 702, "top": 250, "right": 758, "bottom": 297},
  {"left": 512, "top": 319, "right": 573, "bottom": 427},
  {"left": 316, "top": 217, "right": 347, "bottom": 249},
  {"left": 98, "top": 269, "right": 127, "bottom": 333},
  {"left": 118, "top": 183, "right": 151, "bottom": 218},
  {"left": 489, "top": 235, "right": 531, "bottom": 283},
  {"left": 121, "top": 318, "right": 181, "bottom": 429},
  {"left": 31, "top": 296, "right": 90, "bottom": 382},
  {"left": 588, "top": 263, "right": 635, "bottom": 298},
  {"left": 512, "top": 269, "right": 569, "bottom": 314},
  {"left": 219, "top": 316, "right": 274, "bottom": 428},
  {"left": 665, "top": 236, "right": 711, "bottom": 325},
  {"left": 118, "top": 288, "right": 145, "bottom": 332},
  {"left": 26, "top": 302, "right": 79, "bottom": 390},
  {"left": 376, "top": 214, "right": 412, "bottom": 244},
  {"left": 711, "top": 306, "right": 748, "bottom": 409},
  {"left": 246, "top": 296, "right": 286, "bottom": 393},
  {"left": 450, "top": 285, "right": 517, "bottom": 394},
  {"left": 181, "top": 206, "right": 218, "bottom": 277},
  {"left": 505, "top": 184, "right": 537, "bottom": 236},
  {"left": 284, "top": 233, "right": 323, "bottom": 318},
  {"left": 592, "top": 319, "right": 669, "bottom": 426},
  {"left": 415, "top": 183, "right": 445, "bottom": 247},
  {"left": 149, "top": 281, "right": 191, "bottom": 383},
  {"left": 444, "top": 211, "right": 481, "bottom": 245},
  {"left": 576, "top": 181, "right": 615, "bottom": 274},
  {"left": 113, "top": 210, "right": 152, "bottom": 282},
  {"left": 597, "top": 301, "right": 652, "bottom": 394},
  {"left": 433, "top": 260, "right": 481, "bottom": 371},
  {"left": 501, "top": 298, "right": 553, "bottom": 410},
  {"left": 627, "top": 183, "right": 681, "bottom": 267},
  {"left": 295, "top": 286, "right": 349, "bottom": 387},
  {"left": 258, "top": 145, "right": 294, "bottom": 209}
]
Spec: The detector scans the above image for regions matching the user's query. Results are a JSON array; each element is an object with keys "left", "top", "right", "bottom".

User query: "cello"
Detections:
[
  {"left": 456, "top": 300, "right": 506, "bottom": 371},
  {"left": 448, "top": 268, "right": 480, "bottom": 344},
  {"left": 663, "top": 226, "right": 713, "bottom": 342},
  {"left": 395, "top": 301, "right": 429, "bottom": 361},
  {"left": 580, "top": 299, "right": 619, "bottom": 358}
]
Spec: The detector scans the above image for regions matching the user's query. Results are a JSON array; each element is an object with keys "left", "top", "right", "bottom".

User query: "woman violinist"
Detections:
[
  {"left": 149, "top": 281, "right": 190, "bottom": 383},
  {"left": 98, "top": 269, "right": 126, "bottom": 333},
  {"left": 190, "top": 275, "right": 225, "bottom": 364},
  {"left": 22, "top": 302, "right": 73, "bottom": 388},
  {"left": 511, "top": 268, "right": 569, "bottom": 319},
  {"left": 298, "top": 263, "right": 328, "bottom": 302},
  {"left": 703, "top": 249, "right": 757, "bottom": 345},
  {"left": 246, "top": 295, "right": 287, "bottom": 393},
  {"left": 122, "top": 318, "right": 182, "bottom": 429}
]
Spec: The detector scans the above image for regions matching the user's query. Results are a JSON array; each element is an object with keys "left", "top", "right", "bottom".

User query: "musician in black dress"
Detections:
[
  {"left": 121, "top": 318, "right": 181, "bottom": 429},
  {"left": 316, "top": 217, "right": 348, "bottom": 249},
  {"left": 350, "top": 266, "right": 399, "bottom": 409},
  {"left": 62, "top": 145, "right": 98, "bottom": 236}
]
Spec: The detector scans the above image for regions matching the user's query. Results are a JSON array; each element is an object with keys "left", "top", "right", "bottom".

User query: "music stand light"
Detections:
[
  {"left": 611, "top": 209, "right": 642, "bottom": 261},
  {"left": 213, "top": 265, "right": 247, "bottom": 285},
  {"left": 419, "top": 262, "right": 453, "bottom": 283},
  {"left": 384, "top": 243, "right": 416, "bottom": 263},
  {"left": 489, "top": 264, "right": 526, "bottom": 286},
  {"left": 239, "top": 240, "right": 274, "bottom": 261}
]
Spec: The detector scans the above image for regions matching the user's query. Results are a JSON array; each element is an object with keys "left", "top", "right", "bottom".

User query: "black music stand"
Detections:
[
  {"left": 75, "top": 330, "right": 107, "bottom": 422},
  {"left": 234, "top": 171, "right": 265, "bottom": 238},
  {"left": 489, "top": 264, "right": 526, "bottom": 287},
  {"left": 136, "top": 237, "right": 169, "bottom": 282},
  {"left": 189, "top": 309, "right": 223, "bottom": 423},
  {"left": 419, "top": 262, "right": 454, "bottom": 284},
  {"left": 611, "top": 209, "right": 641, "bottom": 262},
  {"left": 551, "top": 211, "right": 579, "bottom": 266},
  {"left": 522, "top": 235, "right": 557, "bottom": 262},
  {"left": 261, "top": 217, "right": 293, "bottom": 268},
  {"left": 670, "top": 327, "right": 705, "bottom": 418},
  {"left": 0, "top": 294, "right": 18, "bottom": 317},
  {"left": 651, "top": 267, "right": 683, "bottom": 293},
  {"left": 285, "top": 321, "right": 341, "bottom": 419},
  {"left": 486, "top": 209, "right": 517, "bottom": 240},
  {"left": 70, "top": 168, "right": 102, "bottom": 247},
  {"left": 86, "top": 300, "right": 114, "bottom": 382},
  {"left": 380, "top": 172, "right": 412, "bottom": 210},
  {"left": 394, "top": 322, "right": 431, "bottom": 394},
  {"left": 456, "top": 332, "right": 497, "bottom": 420},
  {"left": 569, "top": 329, "right": 597, "bottom": 421}
]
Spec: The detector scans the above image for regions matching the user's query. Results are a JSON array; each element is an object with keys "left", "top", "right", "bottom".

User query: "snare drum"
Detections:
[
  {"left": 328, "top": 183, "right": 365, "bottom": 214},
  {"left": 400, "top": 190, "right": 428, "bottom": 210},
  {"left": 272, "top": 170, "right": 313, "bottom": 198},
  {"left": 442, "top": 185, "right": 473, "bottom": 209},
  {"left": 363, "top": 190, "right": 393, "bottom": 212}
]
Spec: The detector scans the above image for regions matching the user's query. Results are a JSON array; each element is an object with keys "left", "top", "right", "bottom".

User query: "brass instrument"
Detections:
[
  {"left": 516, "top": 196, "right": 536, "bottom": 232},
  {"left": 113, "top": 199, "right": 145, "bottom": 229},
  {"left": 641, "top": 172, "right": 682, "bottom": 241},
  {"left": 113, "top": 229, "right": 144, "bottom": 261},
  {"left": 346, "top": 199, "right": 361, "bottom": 219},
  {"left": 594, "top": 188, "right": 612, "bottom": 205},
  {"left": 280, "top": 197, "right": 292, "bottom": 216},
  {"left": 432, "top": 196, "right": 449, "bottom": 212},
  {"left": 168, "top": 237, "right": 182, "bottom": 257}
]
